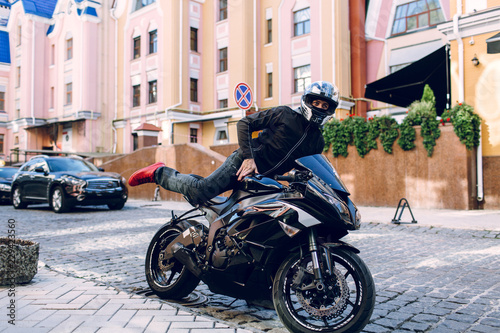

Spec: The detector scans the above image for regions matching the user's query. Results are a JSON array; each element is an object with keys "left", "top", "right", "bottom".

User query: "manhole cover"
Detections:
[{"left": 136, "top": 289, "right": 208, "bottom": 307}]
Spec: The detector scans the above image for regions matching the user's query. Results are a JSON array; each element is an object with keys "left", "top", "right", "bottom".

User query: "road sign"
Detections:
[{"left": 234, "top": 83, "right": 253, "bottom": 110}]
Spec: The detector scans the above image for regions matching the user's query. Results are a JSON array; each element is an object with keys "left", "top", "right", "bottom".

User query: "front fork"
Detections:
[{"left": 308, "top": 227, "right": 332, "bottom": 291}]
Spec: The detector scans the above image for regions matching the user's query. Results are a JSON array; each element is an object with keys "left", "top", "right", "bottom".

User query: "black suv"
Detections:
[{"left": 11, "top": 155, "right": 128, "bottom": 213}]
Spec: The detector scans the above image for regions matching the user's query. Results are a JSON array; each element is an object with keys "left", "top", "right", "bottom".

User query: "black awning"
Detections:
[
  {"left": 364, "top": 45, "right": 450, "bottom": 116},
  {"left": 487, "top": 32, "right": 500, "bottom": 54}
]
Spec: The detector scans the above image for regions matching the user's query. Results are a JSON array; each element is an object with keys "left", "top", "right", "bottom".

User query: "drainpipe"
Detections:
[
  {"left": 166, "top": 0, "right": 184, "bottom": 144},
  {"left": 454, "top": 0, "right": 483, "bottom": 203},
  {"left": 31, "top": 20, "right": 35, "bottom": 126},
  {"left": 111, "top": 6, "right": 118, "bottom": 153}
]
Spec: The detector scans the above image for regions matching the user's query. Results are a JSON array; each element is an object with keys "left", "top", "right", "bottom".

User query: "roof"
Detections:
[
  {"left": 133, "top": 123, "right": 162, "bottom": 132},
  {"left": 0, "top": 0, "right": 10, "bottom": 7},
  {"left": 13, "top": 0, "right": 58, "bottom": 19},
  {"left": 0, "top": 31, "right": 10, "bottom": 64},
  {"left": 77, "top": 6, "right": 98, "bottom": 17}
]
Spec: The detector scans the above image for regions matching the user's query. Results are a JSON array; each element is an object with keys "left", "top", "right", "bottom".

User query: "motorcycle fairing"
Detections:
[{"left": 295, "top": 154, "right": 350, "bottom": 195}]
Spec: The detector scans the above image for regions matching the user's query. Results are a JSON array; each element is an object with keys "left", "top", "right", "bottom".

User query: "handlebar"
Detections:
[{"left": 274, "top": 170, "right": 312, "bottom": 183}]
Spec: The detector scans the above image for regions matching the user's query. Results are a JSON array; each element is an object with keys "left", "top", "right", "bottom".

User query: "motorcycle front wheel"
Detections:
[
  {"left": 273, "top": 247, "right": 375, "bottom": 333},
  {"left": 145, "top": 225, "right": 200, "bottom": 300}
]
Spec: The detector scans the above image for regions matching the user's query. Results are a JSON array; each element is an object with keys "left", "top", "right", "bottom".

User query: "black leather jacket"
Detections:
[{"left": 237, "top": 106, "right": 325, "bottom": 176}]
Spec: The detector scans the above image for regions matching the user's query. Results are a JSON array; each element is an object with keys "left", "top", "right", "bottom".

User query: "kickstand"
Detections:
[{"left": 391, "top": 198, "right": 417, "bottom": 224}]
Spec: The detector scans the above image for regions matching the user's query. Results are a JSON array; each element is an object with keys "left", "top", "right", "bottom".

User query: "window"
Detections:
[
  {"left": 15, "top": 109, "right": 20, "bottom": 119},
  {"left": 16, "top": 67, "right": 21, "bottom": 87},
  {"left": 14, "top": 136, "right": 19, "bottom": 145},
  {"left": 190, "top": 128, "right": 198, "bottom": 143},
  {"left": 65, "top": 83, "right": 72, "bottom": 105},
  {"left": 66, "top": 38, "right": 73, "bottom": 60},
  {"left": 149, "top": 30, "right": 157, "bottom": 54},
  {"left": 219, "top": 0, "right": 227, "bottom": 21},
  {"left": 294, "top": 8, "right": 310, "bottom": 36},
  {"left": 148, "top": 80, "right": 157, "bottom": 104},
  {"left": 133, "top": 36, "right": 141, "bottom": 59},
  {"left": 190, "top": 78, "right": 198, "bottom": 102},
  {"left": 17, "top": 25, "right": 21, "bottom": 46},
  {"left": 135, "top": 0, "right": 156, "bottom": 11},
  {"left": 219, "top": 47, "right": 228, "bottom": 72},
  {"left": 50, "top": 87, "right": 54, "bottom": 109},
  {"left": 133, "top": 84, "right": 141, "bottom": 107},
  {"left": 267, "top": 19, "right": 272, "bottom": 43},
  {"left": 391, "top": 0, "right": 445, "bottom": 36},
  {"left": 267, "top": 73, "right": 273, "bottom": 98},
  {"left": 190, "top": 27, "right": 198, "bottom": 52},
  {"left": 215, "top": 129, "right": 228, "bottom": 144},
  {"left": 0, "top": 92, "right": 4, "bottom": 111},
  {"left": 294, "top": 65, "right": 311, "bottom": 93},
  {"left": 0, "top": 134, "right": 3, "bottom": 154},
  {"left": 219, "top": 99, "right": 228, "bottom": 109},
  {"left": 51, "top": 44, "right": 55, "bottom": 65}
]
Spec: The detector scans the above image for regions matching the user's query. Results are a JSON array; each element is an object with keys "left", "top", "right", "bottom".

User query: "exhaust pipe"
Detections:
[{"left": 171, "top": 243, "right": 203, "bottom": 278}]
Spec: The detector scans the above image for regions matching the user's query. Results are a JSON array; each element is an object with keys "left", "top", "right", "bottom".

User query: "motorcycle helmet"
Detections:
[{"left": 301, "top": 81, "right": 339, "bottom": 126}]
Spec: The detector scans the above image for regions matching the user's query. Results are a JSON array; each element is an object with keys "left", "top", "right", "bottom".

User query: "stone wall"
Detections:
[
  {"left": 101, "top": 144, "right": 226, "bottom": 202},
  {"left": 325, "top": 125, "right": 475, "bottom": 210}
]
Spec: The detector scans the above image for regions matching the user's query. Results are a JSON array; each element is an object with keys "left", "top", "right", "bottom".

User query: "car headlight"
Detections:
[
  {"left": 324, "top": 193, "right": 352, "bottom": 225},
  {"left": 61, "top": 176, "right": 87, "bottom": 187},
  {"left": 0, "top": 184, "right": 11, "bottom": 191}
]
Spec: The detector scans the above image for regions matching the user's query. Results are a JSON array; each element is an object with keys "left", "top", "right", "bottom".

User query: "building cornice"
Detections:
[{"left": 438, "top": 8, "right": 500, "bottom": 40}]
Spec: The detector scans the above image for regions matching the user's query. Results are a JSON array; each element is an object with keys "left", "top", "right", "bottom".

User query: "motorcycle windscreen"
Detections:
[{"left": 295, "top": 154, "right": 350, "bottom": 195}]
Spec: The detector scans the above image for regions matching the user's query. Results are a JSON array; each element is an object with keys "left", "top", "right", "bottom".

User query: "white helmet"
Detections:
[{"left": 301, "top": 81, "right": 339, "bottom": 126}]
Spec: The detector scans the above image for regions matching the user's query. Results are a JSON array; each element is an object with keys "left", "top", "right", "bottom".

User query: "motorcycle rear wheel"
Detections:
[
  {"left": 145, "top": 226, "right": 200, "bottom": 300},
  {"left": 273, "top": 247, "right": 375, "bottom": 333}
]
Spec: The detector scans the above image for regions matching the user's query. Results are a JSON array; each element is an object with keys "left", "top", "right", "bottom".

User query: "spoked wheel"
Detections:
[
  {"left": 145, "top": 226, "right": 200, "bottom": 300},
  {"left": 51, "top": 186, "right": 69, "bottom": 213},
  {"left": 12, "top": 186, "right": 27, "bottom": 209},
  {"left": 273, "top": 247, "right": 376, "bottom": 333}
]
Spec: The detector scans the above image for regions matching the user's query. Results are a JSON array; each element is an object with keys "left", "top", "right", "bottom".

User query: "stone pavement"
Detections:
[
  {"left": 1, "top": 200, "right": 499, "bottom": 333},
  {"left": 1, "top": 265, "right": 253, "bottom": 333}
]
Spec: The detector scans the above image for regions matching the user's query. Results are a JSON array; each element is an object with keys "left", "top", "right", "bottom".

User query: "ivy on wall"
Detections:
[{"left": 323, "top": 85, "right": 482, "bottom": 158}]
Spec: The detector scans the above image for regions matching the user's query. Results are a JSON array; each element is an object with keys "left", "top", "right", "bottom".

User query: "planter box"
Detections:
[
  {"left": 325, "top": 125, "right": 476, "bottom": 210},
  {"left": 0, "top": 238, "right": 39, "bottom": 285}
]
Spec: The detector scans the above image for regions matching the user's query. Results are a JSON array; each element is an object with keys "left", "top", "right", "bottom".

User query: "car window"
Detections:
[
  {"left": 0, "top": 168, "right": 18, "bottom": 178},
  {"left": 22, "top": 160, "right": 38, "bottom": 172},
  {"left": 47, "top": 159, "right": 98, "bottom": 172}
]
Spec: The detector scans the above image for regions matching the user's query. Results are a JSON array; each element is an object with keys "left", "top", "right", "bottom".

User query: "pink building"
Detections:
[{"left": 0, "top": 0, "right": 357, "bottom": 164}]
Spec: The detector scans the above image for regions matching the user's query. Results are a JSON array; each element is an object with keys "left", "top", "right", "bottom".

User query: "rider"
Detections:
[{"left": 128, "top": 81, "right": 339, "bottom": 204}]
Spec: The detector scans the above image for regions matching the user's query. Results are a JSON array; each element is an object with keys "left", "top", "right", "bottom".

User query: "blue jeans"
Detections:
[{"left": 154, "top": 150, "right": 244, "bottom": 205}]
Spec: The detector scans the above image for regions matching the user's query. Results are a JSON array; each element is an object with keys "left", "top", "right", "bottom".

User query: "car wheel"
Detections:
[
  {"left": 108, "top": 201, "right": 126, "bottom": 210},
  {"left": 51, "top": 186, "right": 68, "bottom": 213},
  {"left": 12, "top": 186, "right": 28, "bottom": 209}
]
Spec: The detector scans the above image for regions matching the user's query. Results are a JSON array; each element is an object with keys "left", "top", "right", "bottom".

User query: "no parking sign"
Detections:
[{"left": 234, "top": 82, "right": 253, "bottom": 110}]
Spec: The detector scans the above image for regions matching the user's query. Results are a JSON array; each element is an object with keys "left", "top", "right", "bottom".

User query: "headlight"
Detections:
[
  {"left": 61, "top": 176, "right": 87, "bottom": 187},
  {"left": 324, "top": 193, "right": 352, "bottom": 225},
  {"left": 121, "top": 177, "right": 127, "bottom": 184},
  {"left": 0, "top": 184, "right": 11, "bottom": 191}
]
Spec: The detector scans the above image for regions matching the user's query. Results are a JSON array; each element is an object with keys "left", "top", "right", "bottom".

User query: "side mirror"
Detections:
[
  {"left": 98, "top": 167, "right": 105, "bottom": 172},
  {"left": 35, "top": 167, "right": 45, "bottom": 173}
]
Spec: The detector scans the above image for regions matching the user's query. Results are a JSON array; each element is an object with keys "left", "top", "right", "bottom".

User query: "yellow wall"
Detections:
[{"left": 449, "top": 33, "right": 500, "bottom": 156}]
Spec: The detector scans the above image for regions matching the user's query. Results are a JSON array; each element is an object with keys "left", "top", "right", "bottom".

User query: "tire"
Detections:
[
  {"left": 12, "top": 186, "right": 27, "bottom": 209},
  {"left": 273, "top": 247, "right": 376, "bottom": 333},
  {"left": 145, "top": 225, "right": 200, "bottom": 300},
  {"left": 108, "top": 201, "right": 126, "bottom": 210},
  {"left": 51, "top": 186, "right": 69, "bottom": 213}
]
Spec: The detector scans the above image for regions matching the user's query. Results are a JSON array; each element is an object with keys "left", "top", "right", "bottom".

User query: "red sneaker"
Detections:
[{"left": 128, "top": 162, "right": 166, "bottom": 186}]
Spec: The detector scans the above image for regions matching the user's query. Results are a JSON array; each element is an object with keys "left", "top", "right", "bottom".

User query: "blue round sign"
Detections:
[{"left": 234, "top": 83, "right": 253, "bottom": 110}]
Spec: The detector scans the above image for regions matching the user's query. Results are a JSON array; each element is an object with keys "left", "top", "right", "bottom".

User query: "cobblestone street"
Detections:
[{"left": 2, "top": 200, "right": 499, "bottom": 332}]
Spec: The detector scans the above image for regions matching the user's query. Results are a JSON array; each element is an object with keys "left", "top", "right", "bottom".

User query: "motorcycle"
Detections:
[{"left": 145, "top": 154, "right": 375, "bottom": 333}]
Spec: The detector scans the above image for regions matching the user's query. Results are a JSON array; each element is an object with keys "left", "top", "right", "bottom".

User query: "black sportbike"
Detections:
[{"left": 145, "top": 154, "right": 375, "bottom": 333}]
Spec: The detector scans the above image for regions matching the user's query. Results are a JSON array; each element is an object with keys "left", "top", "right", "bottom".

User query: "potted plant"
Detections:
[{"left": 0, "top": 237, "right": 39, "bottom": 285}]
